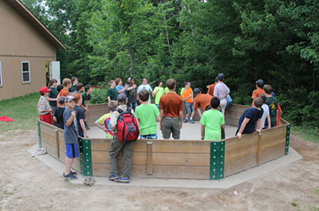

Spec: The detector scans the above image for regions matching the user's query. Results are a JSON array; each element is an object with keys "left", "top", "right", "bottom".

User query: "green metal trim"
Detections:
[
  {"left": 210, "top": 141, "right": 225, "bottom": 180},
  {"left": 79, "top": 139, "right": 93, "bottom": 176},
  {"left": 37, "top": 120, "right": 42, "bottom": 148},
  {"left": 285, "top": 125, "right": 290, "bottom": 155}
]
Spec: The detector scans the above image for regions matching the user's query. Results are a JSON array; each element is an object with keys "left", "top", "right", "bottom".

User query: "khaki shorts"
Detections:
[{"left": 162, "top": 117, "right": 180, "bottom": 139}]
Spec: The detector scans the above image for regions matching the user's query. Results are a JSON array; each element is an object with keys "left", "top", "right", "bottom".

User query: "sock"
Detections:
[
  {"left": 185, "top": 118, "right": 188, "bottom": 120},
  {"left": 190, "top": 118, "right": 193, "bottom": 120}
]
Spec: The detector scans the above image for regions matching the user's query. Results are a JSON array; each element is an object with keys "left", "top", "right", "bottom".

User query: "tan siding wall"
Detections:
[
  {"left": 0, "top": 0, "right": 57, "bottom": 100},
  {"left": 0, "top": 56, "right": 54, "bottom": 100}
]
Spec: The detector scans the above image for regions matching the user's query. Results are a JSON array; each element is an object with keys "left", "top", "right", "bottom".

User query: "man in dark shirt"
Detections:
[{"left": 237, "top": 97, "right": 264, "bottom": 139}]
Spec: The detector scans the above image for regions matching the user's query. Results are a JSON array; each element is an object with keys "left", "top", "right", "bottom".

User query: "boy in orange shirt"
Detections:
[
  {"left": 181, "top": 81, "right": 195, "bottom": 124},
  {"left": 251, "top": 79, "right": 265, "bottom": 106}
]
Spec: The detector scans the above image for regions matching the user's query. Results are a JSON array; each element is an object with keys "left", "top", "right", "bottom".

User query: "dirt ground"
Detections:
[{"left": 0, "top": 130, "right": 318, "bottom": 211}]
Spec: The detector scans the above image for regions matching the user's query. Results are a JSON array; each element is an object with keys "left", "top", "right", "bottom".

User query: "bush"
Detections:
[{"left": 90, "top": 88, "right": 109, "bottom": 105}]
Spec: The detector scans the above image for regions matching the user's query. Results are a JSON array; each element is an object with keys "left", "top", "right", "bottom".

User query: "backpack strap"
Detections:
[{"left": 117, "top": 108, "right": 124, "bottom": 113}]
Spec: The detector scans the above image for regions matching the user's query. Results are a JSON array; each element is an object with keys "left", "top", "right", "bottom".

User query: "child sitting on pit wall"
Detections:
[
  {"left": 94, "top": 101, "right": 118, "bottom": 139},
  {"left": 38, "top": 87, "right": 53, "bottom": 125},
  {"left": 62, "top": 95, "right": 79, "bottom": 180},
  {"left": 236, "top": 97, "right": 264, "bottom": 140},
  {"left": 135, "top": 90, "right": 160, "bottom": 139},
  {"left": 200, "top": 97, "right": 225, "bottom": 140},
  {"left": 153, "top": 80, "right": 165, "bottom": 110},
  {"left": 53, "top": 96, "right": 67, "bottom": 129},
  {"left": 259, "top": 94, "right": 271, "bottom": 130}
]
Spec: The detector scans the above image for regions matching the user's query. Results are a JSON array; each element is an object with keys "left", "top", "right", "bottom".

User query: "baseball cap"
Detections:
[
  {"left": 217, "top": 73, "right": 225, "bottom": 81},
  {"left": 66, "top": 95, "right": 75, "bottom": 102},
  {"left": 40, "top": 87, "right": 51, "bottom": 93},
  {"left": 117, "top": 93, "right": 127, "bottom": 102},
  {"left": 256, "top": 79, "right": 264, "bottom": 86},
  {"left": 193, "top": 88, "right": 201, "bottom": 95},
  {"left": 58, "top": 96, "right": 66, "bottom": 104}
]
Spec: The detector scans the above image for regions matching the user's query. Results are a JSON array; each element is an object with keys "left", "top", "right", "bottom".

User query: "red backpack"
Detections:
[{"left": 116, "top": 108, "right": 139, "bottom": 143}]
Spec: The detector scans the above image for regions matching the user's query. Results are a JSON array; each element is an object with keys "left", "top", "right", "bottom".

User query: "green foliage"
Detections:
[{"left": 89, "top": 88, "right": 109, "bottom": 105}]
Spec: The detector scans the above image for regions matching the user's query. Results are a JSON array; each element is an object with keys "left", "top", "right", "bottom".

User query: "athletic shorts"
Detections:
[
  {"left": 65, "top": 143, "right": 79, "bottom": 159},
  {"left": 140, "top": 134, "right": 157, "bottom": 139},
  {"left": 162, "top": 117, "right": 180, "bottom": 139},
  {"left": 185, "top": 102, "right": 194, "bottom": 113},
  {"left": 40, "top": 113, "right": 53, "bottom": 125}
]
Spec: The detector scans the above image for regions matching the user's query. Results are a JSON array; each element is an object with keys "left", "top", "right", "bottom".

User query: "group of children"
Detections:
[
  {"left": 37, "top": 77, "right": 93, "bottom": 180},
  {"left": 37, "top": 74, "right": 281, "bottom": 183}
]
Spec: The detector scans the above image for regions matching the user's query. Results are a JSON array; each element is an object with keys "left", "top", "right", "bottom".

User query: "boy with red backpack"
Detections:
[{"left": 109, "top": 93, "right": 139, "bottom": 183}]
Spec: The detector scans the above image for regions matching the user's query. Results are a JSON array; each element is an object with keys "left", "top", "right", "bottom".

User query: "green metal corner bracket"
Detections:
[
  {"left": 285, "top": 125, "right": 290, "bottom": 155},
  {"left": 37, "top": 120, "right": 42, "bottom": 148},
  {"left": 79, "top": 139, "right": 93, "bottom": 177},
  {"left": 210, "top": 141, "right": 225, "bottom": 180}
]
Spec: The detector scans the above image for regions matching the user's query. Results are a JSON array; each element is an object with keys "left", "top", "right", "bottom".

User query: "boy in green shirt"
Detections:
[
  {"left": 153, "top": 80, "right": 165, "bottom": 109},
  {"left": 200, "top": 97, "right": 225, "bottom": 140},
  {"left": 107, "top": 80, "right": 118, "bottom": 102},
  {"left": 135, "top": 90, "right": 160, "bottom": 139},
  {"left": 47, "top": 79, "right": 58, "bottom": 114}
]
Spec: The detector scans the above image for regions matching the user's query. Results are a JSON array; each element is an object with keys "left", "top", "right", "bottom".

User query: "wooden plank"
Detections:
[
  {"left": 92, "top": 151, "right": 147, "bottom": 164},
  {"left": 225, "top": 110, "right": 244, "bottom": 121},
  {"left": 147, "top": 142, "right": 152, "bottom": 175},
  {"left": 40, "top": 126, "right": 56, "bottom": 147},
  {"left": 226, "top": 104, "right": 249, "bottom": 113},
  {"left": 92, "top": 164, "right": 210, "bottom": 179},
  {"left": 224, "top": 155, "right": 257, "bottom": 177},
  {"left": 151, "top": 141, "right": 211, "bottom": 154},
  {"left": 225, "top": 133, "right": 258, "bottom": 151},
  {"left": 256, "top": 133, "right": 262, "bottom": 164},
  {"left": 58, "top": 139, "right": 66, "bottom": 152},
  {"left": 55, "top": 129, "right": 59, "bottom": 158},
  {"left": 261, "top": 135, "right": 286, "bottom": 153},
  {"left": 259, "top": 146, "right": 285, "bottom": 164},
  {"left": 42, "top": 142, "right": 58, "bottom": 159},
  {"left": 224, "top": 118, "right": 239, "bottom": 127},
  {"left": 225, "top": 143, "right": 258, "bottom": 164},
  {"left": 90, "top": 139, "right": 111, "bottom": 151},
  {"left": 260, "top": 125, "right": 286, "bottom": 141}
]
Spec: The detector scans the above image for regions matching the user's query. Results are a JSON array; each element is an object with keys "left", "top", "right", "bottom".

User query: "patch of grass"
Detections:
[
  {"left": 291, "top": 199, "right": 300, "bottom": 207},
  {"left": 0, "top": 93, "right": 39, "bottom": 135},
  {"left": 291, "top": 125, "right": 319, "bottom": 144},
  {"left": 3, "top": 190, "right": 13, "bottom": 195},
  {"left": 315, "top": 188, "right": 319, "bottom": 194},
  {"left": 310, "top": 206, "right": 319, "bottom": 211}
]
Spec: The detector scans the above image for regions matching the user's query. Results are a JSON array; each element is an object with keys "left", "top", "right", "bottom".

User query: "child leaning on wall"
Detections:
[
  {"left": 94, "top": 101, "right": 118, "bottom": 139},
  {"left": 135, "top": 90, "right": 160, "bottom": 139},
  {"left": 236, "top": 97, "right": 264, "bottom": 140},
  {"left": 200, "top": 97, "right": 225, "bottom": 141},
  {"left": 73, "top": 93, "right": 89, "bottom": 138},
  {"left": 259, "top": 94, "right": 271, "bottom": 130},
  {"left": 38, "top": 87, "right": 53, "bottom": 125},
  {"left": 62, "top": 95, "right": 79, "bottom": 180},
  {"left": 53, "top": 96, "right": 66, "bottom": 129}
]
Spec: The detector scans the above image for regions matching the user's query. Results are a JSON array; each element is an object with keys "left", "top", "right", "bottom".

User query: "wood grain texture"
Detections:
[{"left": 224, "top": 155, "right": 258, "bottom": 177}]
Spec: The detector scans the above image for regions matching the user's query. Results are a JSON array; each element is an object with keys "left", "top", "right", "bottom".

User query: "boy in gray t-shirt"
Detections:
[{"left": 62, "top": 95, "right": 79, "bottom": 180}]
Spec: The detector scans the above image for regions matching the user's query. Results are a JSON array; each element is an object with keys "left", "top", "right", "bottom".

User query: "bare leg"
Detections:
[{"left": 65, "top": 158, "right": 74, "bottom": 175}]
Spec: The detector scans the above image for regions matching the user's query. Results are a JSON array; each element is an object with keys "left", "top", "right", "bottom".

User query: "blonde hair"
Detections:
[{"left": 62, "top": 78, "right": 71, "bottom": 87}]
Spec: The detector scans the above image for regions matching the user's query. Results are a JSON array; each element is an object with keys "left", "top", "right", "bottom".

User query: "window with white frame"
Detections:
[
  {"left": 22, "top": 62, "right": 31, "bottom": 83},
  {"left": 0, "top": 62, "right": 2, "bottom": 86}
]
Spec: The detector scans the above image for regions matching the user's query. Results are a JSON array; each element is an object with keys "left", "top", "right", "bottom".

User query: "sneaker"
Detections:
[
  {"left": 63, "top": 172, "right": 78, "bottom": 180},
  {"left": 70, "top": 170, "right": 77, "bottom": 176},
  {"left": 183, "top": 118, "right": 188, "bottom": 123},
  {"left": 190, "top": 119, "right": 195, "bottom": 124},
  {"left": 108, "top": 173, "right": 119, "bottom": 181},
  {"left": 115, "top": 177, "right": 130, "bottom": 183}
]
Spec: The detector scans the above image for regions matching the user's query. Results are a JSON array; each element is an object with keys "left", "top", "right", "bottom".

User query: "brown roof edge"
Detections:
[{"left": 5, "top": 0, "right": 66, "bottom": 50}]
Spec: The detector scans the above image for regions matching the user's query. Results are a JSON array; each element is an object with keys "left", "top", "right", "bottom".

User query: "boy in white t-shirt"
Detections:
[
  {"left": 259, "top": 94, "right": 271, "bottom": 130},
  {"left": 137, "top": 77, "right": 153, "bottom": 104}
]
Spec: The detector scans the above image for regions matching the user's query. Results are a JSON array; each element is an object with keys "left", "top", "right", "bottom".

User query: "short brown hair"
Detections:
[
  {"left": 259, "top": 94, "right": 267, "bottom": 104},
  {"left": 114, "top": 78, "right": 121, "bottom": 85},
  {"left": 166, "top": 79, "right": 176, "bottom": 90},
  {"left": 254, "top": 97, "right": 263, "bottom": 108},
  {"left": 263, "top": 84, "right": 272, "bottom": 94},
  {"left": 108, "top": 101, "right": 118, "bottom": 110},
  {"left": 139, "top": 90, "right": 149, "bottom": 102},
  {"left": 108, "top": 80, "right": 114, "bottom": 86},
  {"left": 72, "top": 93, "right": 81, "bottom": 104},
  {"left": 49, "top": 79, "right": 57, "bottom": 86},
  {"left": 62, "top": 78, "right": 71, "bottom": 87},
  {"left": 71, "top": 77, "right": 78, "bottom": 83},
  {"left": 75, "top": 83, "right": 84, "bottom": 91}
]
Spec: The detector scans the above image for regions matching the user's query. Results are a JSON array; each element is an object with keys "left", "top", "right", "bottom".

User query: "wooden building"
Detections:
[{"left": 0, "top": 0, "right": 65, "bottom": 101}]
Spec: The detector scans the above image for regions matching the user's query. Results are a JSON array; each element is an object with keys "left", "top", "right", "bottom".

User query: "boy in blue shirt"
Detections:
[{"left": 236, "top": 97, "right": 264, "bottom": 139}]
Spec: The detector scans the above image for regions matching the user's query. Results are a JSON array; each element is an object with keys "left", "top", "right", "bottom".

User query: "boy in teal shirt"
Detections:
[
  {"left": 153, "top": 80, "right": 165, "bottom": 109},
  {"left": 135, "top": 90, "right": 160, "bottom": 139},
  {"left": 200, "top": 97, "right": 225, "bottom": 140}
]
